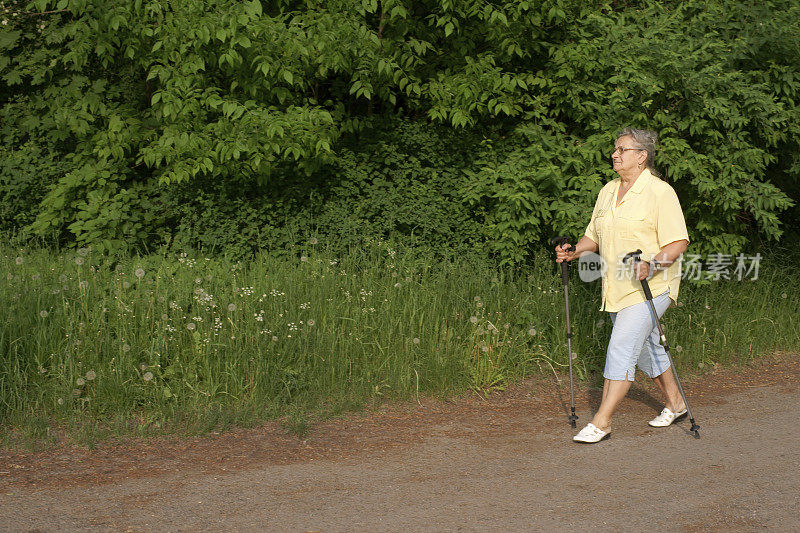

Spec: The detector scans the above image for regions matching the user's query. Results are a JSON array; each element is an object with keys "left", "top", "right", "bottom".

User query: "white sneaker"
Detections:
[
  {"left": 649, "top": 407, "right": 687, "bottom": 427},
  {"left": 573, "top": 423, "right": 609, "bottom": 443}
]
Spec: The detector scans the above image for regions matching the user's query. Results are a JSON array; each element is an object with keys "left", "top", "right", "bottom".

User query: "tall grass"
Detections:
[{"left": 1, "top": 238, "right": 798, "bottom": 444}]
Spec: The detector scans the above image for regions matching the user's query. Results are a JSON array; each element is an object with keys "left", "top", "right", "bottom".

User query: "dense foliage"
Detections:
[{"left": 2, "top": 0, "right": 799, "bottom": 260}]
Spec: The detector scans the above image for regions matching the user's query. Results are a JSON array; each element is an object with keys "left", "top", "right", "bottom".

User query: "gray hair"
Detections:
[{"left": 617, "top": 127, "right": 658, "bottom": 172}]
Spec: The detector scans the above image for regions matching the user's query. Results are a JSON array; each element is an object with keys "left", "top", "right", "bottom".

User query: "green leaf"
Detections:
[
  {"left": 0, "top": 30, "right": 21, "bottom": 50},
  {"left": 245, "top": 0, "right": 262, "bottom": 17}
]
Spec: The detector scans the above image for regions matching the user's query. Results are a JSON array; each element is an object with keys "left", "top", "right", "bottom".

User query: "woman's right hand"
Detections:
[{"left": 555, "top": 243, "right": 575, "bottom": 263}]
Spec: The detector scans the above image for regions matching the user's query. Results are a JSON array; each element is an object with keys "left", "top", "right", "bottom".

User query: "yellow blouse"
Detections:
[{"left": 584, "top": 169, "right": 690, "bottom": 312}]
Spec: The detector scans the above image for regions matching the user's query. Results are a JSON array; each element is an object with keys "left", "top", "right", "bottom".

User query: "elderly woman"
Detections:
[{"left": 555, "top": 128, "right": 690, "bottom": 443}]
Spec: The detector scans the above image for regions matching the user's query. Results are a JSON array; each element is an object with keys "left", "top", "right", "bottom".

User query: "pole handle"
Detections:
[
  {"left": 550, "top": 236, "right": 576, "bottom": 286},
  {"left": 622, "top": 249, "right": 643, "bottom": 265},
  {"left": 622, "top": 248, "right": 654, "bottom": 298},
  {"left": 560, "top": 262, "right": 569, "bottom": 286},
  {"left": 640, "top": 278, "right": 654, "bottom": 300}
]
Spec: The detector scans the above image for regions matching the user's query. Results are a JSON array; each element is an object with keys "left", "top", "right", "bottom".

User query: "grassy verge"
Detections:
[{"left": 1, "top": 239, "right": 798, "bottom": 447}]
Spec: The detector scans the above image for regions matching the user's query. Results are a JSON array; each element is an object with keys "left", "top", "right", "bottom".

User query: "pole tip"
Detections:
[{"left": 568, "top": 414, "right": 578, "bottom": 428}]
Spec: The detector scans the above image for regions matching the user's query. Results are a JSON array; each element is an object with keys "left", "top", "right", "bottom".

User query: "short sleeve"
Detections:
[{"left": 657, "top": 186, "right": 690, "bottom": 248}]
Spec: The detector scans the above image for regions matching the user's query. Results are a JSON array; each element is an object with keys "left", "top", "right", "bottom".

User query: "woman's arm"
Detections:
[{"left": 635, "top": 239, "right": 689, "bottom": 280}]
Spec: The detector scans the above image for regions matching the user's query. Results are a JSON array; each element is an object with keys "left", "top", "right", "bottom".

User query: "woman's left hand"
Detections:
[{"left": 635, "top": 261, "right": 650, "bottom": 281}]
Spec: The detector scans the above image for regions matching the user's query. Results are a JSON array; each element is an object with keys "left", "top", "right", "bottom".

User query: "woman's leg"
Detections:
[
  {"left": 590, "top": 292, "right": 672, "bottom": 432},
  {"left": 591, "top": 378, "right": 632, "bottom": 430},
  {"left": 652, "top": 368, "right": 685, "bottom": 413},
  {"left": 634, "top": 293, "right": 685, "bottom": 413}
]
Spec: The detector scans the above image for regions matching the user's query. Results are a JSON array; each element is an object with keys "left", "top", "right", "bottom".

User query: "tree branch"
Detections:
[{"left": 11, "top": 9, "right": 71, "bottom": 16}]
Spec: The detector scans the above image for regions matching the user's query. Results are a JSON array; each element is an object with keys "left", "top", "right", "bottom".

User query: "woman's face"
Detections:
[{"left": 611, "top": 135, "right": 645, "bottom": 175}]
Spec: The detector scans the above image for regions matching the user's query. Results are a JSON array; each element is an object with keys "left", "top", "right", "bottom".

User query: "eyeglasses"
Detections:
[{"left": 611, "top": 147, "right": 644, "bottom": 155}]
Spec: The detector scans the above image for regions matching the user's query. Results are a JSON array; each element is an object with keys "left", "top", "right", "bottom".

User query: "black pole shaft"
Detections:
[
  {"left": 640, "top": 278, "right": 700, "bottom": 437},
  {"left": 561, "top": 262, "right": 577, "bottom": 427},
  {"left": 551, "top": 237, "right": 578, "bottom": 428}
]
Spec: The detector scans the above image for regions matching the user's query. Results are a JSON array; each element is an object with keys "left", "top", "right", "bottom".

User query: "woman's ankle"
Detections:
[
  {"left": 590, "top": 417, "right": 611, "bottom": 431},
  {"left": 666, "top": 402, "right": 685, "bottom": 412}
]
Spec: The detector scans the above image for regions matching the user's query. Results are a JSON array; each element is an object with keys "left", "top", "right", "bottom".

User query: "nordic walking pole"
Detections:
[
  {"left": 551, "top": 236, "right": 579, "bottom": 428},
  {"left": 623, "top": 249, "right": 700, "bottom": 439}
]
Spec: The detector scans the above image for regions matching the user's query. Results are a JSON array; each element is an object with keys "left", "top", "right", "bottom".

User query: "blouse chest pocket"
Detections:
[
  {"left": 618, "top": 205, "right": 651, "bottom": 240},
  {"left": 593, "top": 208, "right": 610, "bottom": 237}
]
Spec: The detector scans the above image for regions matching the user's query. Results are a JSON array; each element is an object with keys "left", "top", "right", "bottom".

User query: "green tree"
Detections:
[{"left": 1, "top": 0, "right": 798, "bottom": 259}]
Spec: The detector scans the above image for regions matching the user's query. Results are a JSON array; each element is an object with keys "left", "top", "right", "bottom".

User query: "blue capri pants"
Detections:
[{"left": 604, "top": 291, "right": 672, "bottom": 381}]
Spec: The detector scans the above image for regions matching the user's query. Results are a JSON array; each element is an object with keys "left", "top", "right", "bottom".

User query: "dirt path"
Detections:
[{"left": 2, "top": 354, "right": 799, "bottom": 532}]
